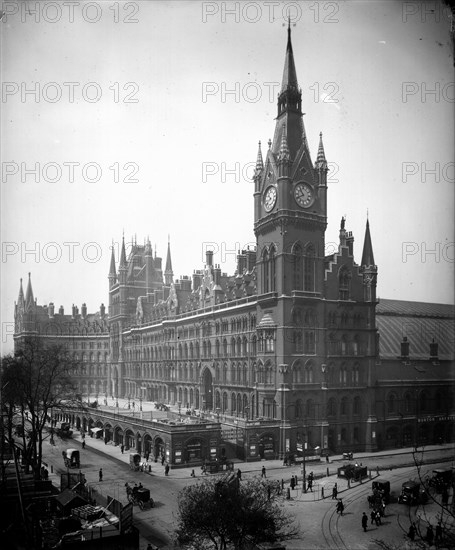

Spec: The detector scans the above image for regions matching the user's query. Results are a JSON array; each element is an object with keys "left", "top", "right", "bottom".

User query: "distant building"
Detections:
[{"left": 14, "top": 25, "right": 454, "bottom": 458}]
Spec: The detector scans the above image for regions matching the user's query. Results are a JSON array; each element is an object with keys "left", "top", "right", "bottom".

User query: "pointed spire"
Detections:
[
  {"left": 109, "top": 243, "right": 116, "bottom": 276},
  {"left": 119, "top": 235, "right": 127, "bottom": 268},
  {"left": 281, "top": 17, "right": 299, "bottom": 93},
  {"left": 254, "top": 141, "right": 264, "bottom": 178},
  {"left": 361, "top": 218, "right": 375, "bottom": 267},
  {"left": 315, "top": 132, "right": 328, "bottom": 170},
  {"left": 25, "top": 272, "right": 34, "bottom": 310},
  {"left": 17, "top": 278, "right": 25, "bottom": 308},
  {"left": 277, "top": 125, "right": 291, "bottom": 162},
  {"left": 164, "top": 237, "right": 174, "bottom": 285}
]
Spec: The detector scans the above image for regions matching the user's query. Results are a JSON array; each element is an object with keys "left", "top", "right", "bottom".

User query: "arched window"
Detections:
[
  {"left": 303, "top": 244, "right": 315, "bottom": 291},
  {"left": 292, "top": 244, "right": 302, "bottom": 290}
]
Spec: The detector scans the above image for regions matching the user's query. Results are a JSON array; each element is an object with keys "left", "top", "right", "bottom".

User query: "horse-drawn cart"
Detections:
[{"left": 125, "top": 483, "right": 155, "bottom": 510}]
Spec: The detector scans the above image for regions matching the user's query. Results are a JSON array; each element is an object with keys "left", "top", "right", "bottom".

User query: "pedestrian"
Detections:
[
  {"left": 165, "top": 463, "right": 169, "bottom": 476},
  {"left": 237, "top": 468, "right": 242, "bottom": 480},
  {"left": 374, "top": 510, "right": 381, "bottom": 526},
  {"left": 435, "top": 522, "right": 442, "bottom": 543},
  {"left": 332, "top": 483, "right": 338, "bottom": 499},
  {"left": 362, "top": 512, "right": 368, "bottom": 532},
  {"left": 290, "top": 477, "right": 295, "bottom": 490},
  {"left": 326, "top": 454, "right": 329, "bottom": 463},
  {"left": 426, "top": 525, "right": 434, "bottom": 546},
  {"left": 99, "top": 468, "right": 103, "bottom": 482},
  {"left": 261, "top": 466, "right": 266, "bottom": 478},
  {"left": 161, "top": 455, "right": 165, "bottom": 466},
  {"left": 408, "top": 523, "right": 416, "bottom": 541},
  {"left": 120, "top": 444, "right": 124, "bottom": 454},
  {"left": 370, "top": 510, "right": 376, "bottom": 525},
  {"left": 82, "top": 440, "right": 85, "bottom": 449},
  {"left": 308, "top": 478, "right": 313, "bottom": 492},
  {"left": 190, "top": 469, "right": 195, "bottom": 477},
  {"left": 336, "top": 500, "right": 344, "bottom": 515}
]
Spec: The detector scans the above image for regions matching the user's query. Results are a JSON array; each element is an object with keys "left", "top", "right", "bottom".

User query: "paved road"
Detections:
[{"left": 43, "top": 427, "right": 454, "bottom": 550}]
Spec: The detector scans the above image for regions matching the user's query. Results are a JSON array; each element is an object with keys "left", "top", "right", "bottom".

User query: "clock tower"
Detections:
[{"left": 253, "top": 22, "right": 329, "bottom": 422}]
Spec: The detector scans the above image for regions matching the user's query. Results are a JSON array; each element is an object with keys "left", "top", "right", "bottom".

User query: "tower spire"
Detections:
[
  {"left": 254, "top": 140, "right": 264, "bottom": 179},
  {"left": 119, "top": 235, "right": 127, "bottom": 268},
  {"left": 272, "top": 23, "right": 303, "bottom": 163},
  {"left": 361, "top": 218, "right": 375, "bottom": 267},
  {"left": 25, "top": 272, "right": 34, "bottom": 311},
  {"left": 108, "top": 242, "right": 117, "bottom": 287},
  {"left": 17, "top": 278, "right": 25, "bottom": 310},
  {"left": 164, "top": 237, "right": 174, "bottom": 285},
  {"left": 315, "top": 132, "right": 328, "bottom": 170}
]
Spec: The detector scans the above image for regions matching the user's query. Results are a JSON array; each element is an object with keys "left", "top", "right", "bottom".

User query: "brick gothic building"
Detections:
[{"left": 14, "top": 27, "right": 454, "bottom": 458}]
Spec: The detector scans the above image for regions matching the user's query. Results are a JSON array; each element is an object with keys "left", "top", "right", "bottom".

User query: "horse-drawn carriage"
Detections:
[
  {"left": 367, "top": 480, "right": 390, "bottom": 512},
  {"left": 129, "top": 453, "right": 141, "bottom": 471},
  {"left": 125, "top": 483, "right": 155, "bottom": 510},
  {"left": 62, "top": 448, "right": 80, "bottom": 468}
]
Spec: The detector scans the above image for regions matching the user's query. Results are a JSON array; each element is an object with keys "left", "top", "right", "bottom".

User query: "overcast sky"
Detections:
[{"left": 1, "top": 0, "right": 454, "bottom": 353}]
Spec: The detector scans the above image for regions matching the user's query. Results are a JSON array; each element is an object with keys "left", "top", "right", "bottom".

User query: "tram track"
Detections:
[{"left": 320, "top": 465, "right": 440, "bottom": 549}]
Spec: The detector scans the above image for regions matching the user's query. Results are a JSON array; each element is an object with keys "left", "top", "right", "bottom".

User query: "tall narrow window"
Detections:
[
  {"left": 269, "top": 246, "right": 276, "bottom": 292},
  {"left": 262, "top": 249, "right": 269, "bottom": 293},
  {"left": 292, "top": 244, "right": 302, "bottom": 290},
  {"left": 304, "top": 244, "right": 315, "bottom": 291},
  {"left": 338, "top": 266, "right": 351, "bottom": 300}
]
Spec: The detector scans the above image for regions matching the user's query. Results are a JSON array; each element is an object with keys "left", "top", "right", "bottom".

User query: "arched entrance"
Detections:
[
  {"left": 124, "top": 429, "right": 135, "bottom": 450},
  {"left": 154, "top": 437, "right": 165, "bottom": 461},
  {"left": 114, "top": 426, "right": 124, "bottom": 446},
  {"left": 201, "top": 368, "right": 213, "bottom": 410},
  {"left": 143, "top": 434, "right": 153, "bottom": 457}
]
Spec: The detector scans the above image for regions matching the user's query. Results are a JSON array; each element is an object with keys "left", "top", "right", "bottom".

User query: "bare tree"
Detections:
[
  {"left": 176, "top": 475, "right": 298, "bottom": 550},
  {"left": 1, "top": 337, "right": 82, "bottom": 480}
]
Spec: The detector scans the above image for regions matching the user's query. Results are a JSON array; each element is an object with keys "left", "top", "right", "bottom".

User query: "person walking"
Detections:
[
  {"left": 99, "top": 468, "right": 103, "bottom": 482},
  {"left": 120, "top": 444, "right": 124, "bottom": 454},
  {"left": 237, "top": 468, "right": 242, "bottom": 480},
  {"left": 362, "top": 512, "right": 368, "bottom": 532},
  {"left": 164, "top": 463, "right": 170, "bottom": 476},
  {"left": 374, "top": 510, "right": 381, "bottom": 526},
  {"left": 261, "top": 466, "right": 266, "bottom": 478},
  {"left": 435, "top": 521, "right": 442, "bottom": 544},
  {"left": 370, "top": 510, "right": 376, "bottom": 525},
  {"left": 336, "top": 500, "right": 344, "bottom": 515},
  {"left": 82, "top": 440, "right": 85, "bottom": 449},
  {"left": 332, "top": 483, "right": 338, "bottom": 499}
]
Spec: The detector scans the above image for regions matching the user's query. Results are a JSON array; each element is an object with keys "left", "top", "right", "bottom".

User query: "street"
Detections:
[{"left": 42, "top": 427, "right": 454, "bottom": 550}]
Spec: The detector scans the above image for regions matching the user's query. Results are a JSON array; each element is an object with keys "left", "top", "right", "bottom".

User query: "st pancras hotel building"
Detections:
[{"left": 14, "top": 26, "right": 454, "bottom": 464}]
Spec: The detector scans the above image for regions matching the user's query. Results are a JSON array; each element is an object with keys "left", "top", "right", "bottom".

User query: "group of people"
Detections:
[{"left": 408, "top": 522, "right": 443, "bottom": 545}]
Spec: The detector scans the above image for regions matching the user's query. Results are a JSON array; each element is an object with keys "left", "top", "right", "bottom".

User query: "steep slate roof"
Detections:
[{"left": 376, "top": 299, "right": 455, "bottom": 360}]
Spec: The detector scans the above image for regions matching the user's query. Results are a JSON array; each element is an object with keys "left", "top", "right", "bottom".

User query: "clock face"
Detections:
[
  {"left": 294, "top": 183, "right": 314, "bottom": 208},
  {"left": 264, "top": 186, "right": 277, "bottom": 212}
]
